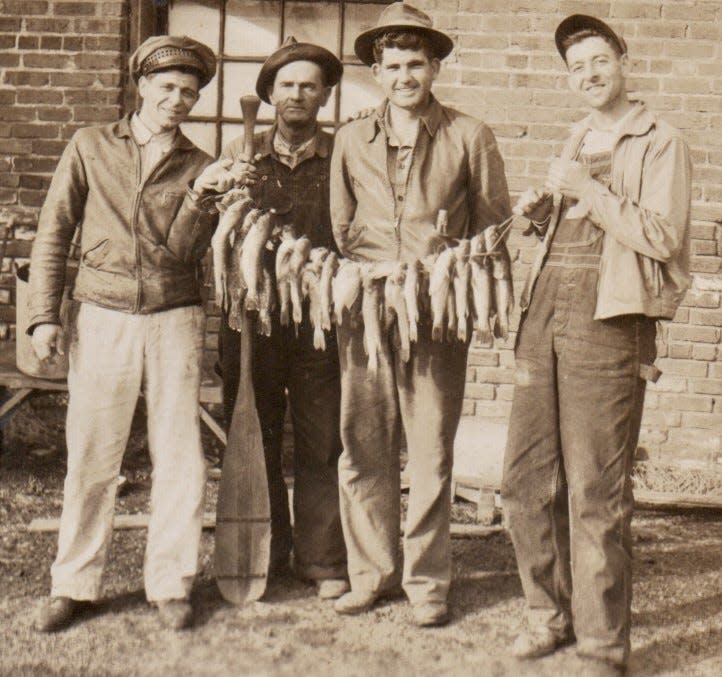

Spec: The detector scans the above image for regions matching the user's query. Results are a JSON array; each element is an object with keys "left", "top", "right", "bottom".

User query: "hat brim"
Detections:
[
  {"left": 354, "top": 24, "right": 453, "bottom": 66},
  {"left": 255, "top": 43, "right": 344, "bottom": 104},
  {"left": 555, "top": 14, "right": 627, "bottom": 60}
]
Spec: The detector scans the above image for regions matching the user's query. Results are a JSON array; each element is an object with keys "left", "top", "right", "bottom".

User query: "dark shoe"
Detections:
[
  {"left": 316, "top": 579, "right": 350, "bottom": 600},
  {"left": 268, "top": 557, "right": 293, "bottom": 581},
  {"left": 334, "top": 590, "right": 378, "bottom": 615},
  {"left": 35, "top": 596, "right": 88, "bottom": 633},
  {"left": 156, "top": 599, "right": 193, "bottom": 630},
  {"left": 411, "top": 601, "right": 449, "bottom": 627},
  {"left": 512, "top": 626, "right": 574, "bottom": 659}
]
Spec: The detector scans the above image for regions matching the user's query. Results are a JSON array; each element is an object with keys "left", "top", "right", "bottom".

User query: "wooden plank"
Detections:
[
  {"left": 28, "top": 513, "right": 218, "bottom": 532},
  {"left": 634, "top": 489, "right": 722, "bottom": 511},
  {"left": 0, "top": 387, "right": 34, "bottom": 425},
  {"left": 199, "top": 405, "right": 227, "bottom": 446},
  {"left": 214, "top": 312, "right": 270, "bottom": 604}
]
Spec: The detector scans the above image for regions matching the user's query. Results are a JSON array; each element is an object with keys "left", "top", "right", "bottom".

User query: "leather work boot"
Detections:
[
  {"left": 156, "top": 599, "right": 194, "bottom": 630},
  {"left": 512, "top": 626, "right": 575, "bottom": 659},
  {"left": 334, "top": 590, "right": 378, "bottom": 615},
  {"left": 411, "top": 601, "right": 449, "bottom": 627},
  {"left": 35, "top": 596, "right": 89, "bottom": 633},
  {"left": 316, "top": 579, "right": 350, "bottom": 600}
]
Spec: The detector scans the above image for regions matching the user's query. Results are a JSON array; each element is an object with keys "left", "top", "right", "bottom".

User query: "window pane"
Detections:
[
  {"left": 343, "top": 2, "right": 388, "bottom": 61},
  {"left": 225, "top": 0, "right": 282, "bottom": 57},
  {"left": 191, "top": 72, "right": 218, "bottom": 118},
  {"left": 223, "top": 62, "right": 275, "bottom": 119},
  {"left": 284, "top": 1, "right": 338, "bottom": 52},
  {"left": 167, "top": 0, "right": 221, "bottom": 54},
  {"left": 181, "top": 121, "right": 217, "bottom": 156},
  {"left": 339, "top": 64, "right": 383, "bottom": 119}
]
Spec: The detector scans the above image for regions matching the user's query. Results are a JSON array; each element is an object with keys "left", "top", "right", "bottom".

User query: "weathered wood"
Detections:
[
  {"left": 634, "top": 489, "right": 722, "bottom": 511},
  {"left": 28, "top": 513, "right": 217, "bottom": 532},
  {"left": 214, "top": 311, "right": 271, "bottom": 604}
]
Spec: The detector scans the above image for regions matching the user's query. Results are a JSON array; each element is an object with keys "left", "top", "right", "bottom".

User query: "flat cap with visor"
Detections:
[
  {"left": 130, "top": 35, "right": 217, "bottom": 89},
  {"left": 554, "top": 14, "right": 627, "bottom": 60}
]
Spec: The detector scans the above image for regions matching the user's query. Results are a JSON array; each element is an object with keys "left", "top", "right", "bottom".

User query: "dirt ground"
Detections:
[{"left": 1, "top": 393, "right": 721, "bottom": 677}]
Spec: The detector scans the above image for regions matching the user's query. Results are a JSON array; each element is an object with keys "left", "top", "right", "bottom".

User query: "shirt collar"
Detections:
[
  {"left": 130, "top": 113, "right": 177, "bottom": 150},
  {"left": 367, "top": 96, "right": 443, "bottom": 143},
  {"left": 257, "top": 123, "right": 331, "bottom": 161},
  {"left": 572, "top": 101, "right": 656, "bottom": 145}
]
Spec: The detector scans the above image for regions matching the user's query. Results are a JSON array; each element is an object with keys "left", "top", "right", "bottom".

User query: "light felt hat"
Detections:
[{"left": 353, "top": 1, "right": 453, "bottom": 67}]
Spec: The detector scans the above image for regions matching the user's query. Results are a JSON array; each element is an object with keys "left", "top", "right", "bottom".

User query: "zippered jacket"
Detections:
[
  {"left": 28, "top": 114, "right": 215, "bottom": 331},
  {"left": 521, "top": 102, "right": 692, "bottom": 320},
  {"left": 330, "top": 97, "right": 511, "bottom": 262}
]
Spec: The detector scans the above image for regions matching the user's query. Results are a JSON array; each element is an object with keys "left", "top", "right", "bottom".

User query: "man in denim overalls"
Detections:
[
  {"left": 218, "top": 38, "right": 348, "bottom": 599},
  {"left": 502, "top": 15, "right": 692, "bottom": 675}
]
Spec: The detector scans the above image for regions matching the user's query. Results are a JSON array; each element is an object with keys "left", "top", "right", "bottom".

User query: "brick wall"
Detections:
[
  {"left": 0, "top": 0, "right": 720, "bottom": 465},
  {"left": 0, "top": 0, "right": 128, "bottom": 336},
  {"left": 415, "top": 0, "right": 722, "bottom": 466}
]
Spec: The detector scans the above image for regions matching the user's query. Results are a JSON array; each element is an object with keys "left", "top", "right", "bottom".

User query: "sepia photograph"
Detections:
[{"left": 0, "top": 1, "right": 720, "bottom": 675}]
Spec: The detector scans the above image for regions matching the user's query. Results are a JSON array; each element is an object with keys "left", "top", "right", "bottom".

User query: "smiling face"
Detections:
[
  {"left": 372, "top": 47, "right": 439, "bottom": 114},
  {"left": 565, "top": 35, "right": 628, "bottom": 113},
  {"left": 269, "top": 60, "right": 331, "bottom": 129},
  {"left": 137, "top": 70, "right": 200, "bottom": 133}
]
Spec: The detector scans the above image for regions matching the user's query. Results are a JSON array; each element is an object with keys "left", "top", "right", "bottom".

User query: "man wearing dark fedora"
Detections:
[
  {"left": 218, "top": 37, "right": 349, "bottom": 599},
  {"left": 330, "top": 2, "right": 511, "bottom": 626},
  {"left": 502, "top": 15, "right": 691, "bottom": 674},
  {"left": 28, "top": 35, "right": 245, "bottom": 632}
]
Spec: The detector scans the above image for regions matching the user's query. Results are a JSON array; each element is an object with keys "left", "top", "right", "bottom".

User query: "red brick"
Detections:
[
  {"left": 24, "top": 53, "right": 76, "bottom": 69},
  {"left": 474, "top": 401, "right": 512, "bottom": 418},
  {"left": 25, "top": 17, "right": 72, "bottom": 32},
  {"left": 11, "top": 123, "right": 59, "bottom": 139},
  {"left": 0, "top": 175, "right": 19, "bottom": 188},
  {"left": 692, "top": 344, "right": 718, "bottom": 362},
  {"left": 465, "top": 383, "right": 495, "bottom": 399},
  {"left": 690, "top": 309, "right": 722, "bottom": 327},
  {"left": 0, "top": 34, "right": 16, "bottom": 49},
  {"left": 668, "top": 343, "right": 693, "bottom": 359},
  {"left": 0, "top": 0, "right": 49, "bottom": 13},
  {"left": 18, "top": 189, "right": 47, "bottom": 207},
  {"left": 0, "top": 107, "right": 36, "bottom": 122},
  {"left": 689, "top": 256, "right": 721, "bottom": 274},
  {"left": 3, "top": 70, "right": 49, "bottom": 86},
  {"left": 680, "top": 412, "right": 722, "bottom": 430},
  {"left": 63, "top": 36, "right": 83, "bottom": 51},
  {"left": 84, "top": 35, "right": 124, "bottom": 51},
  {"left": 0, "top": 90, "right": 15, "bottom": 105},
  {"left": 12, "top": 157, "right": 58, "bottom": 172},
  {"left": 40, "top": 35, "right": 63, "bottom": 50},
  {"left": 38, "top": 107, "right": 73, "bottom": 122},
  {"left": 0, "top": 17, "right": 21, "bottom": 30},
  {"left": 691, "top": 240, "right": 718, "bottom": 256},
  {"left": 693, "top": 378, "right": 722, "bottom": 395},
  {"left": 49, "top": 72, "right": 97, "bottom": 87},
  {"left": 474, "top": 367, "right": 515, "bottom": 385},
  {"left": 72, "top": 106, "right": 120, "bottom": 123},
  {"left": 54, "top": 2, "right": 97, "bottom": 15},
  {"left": 659, "top": 394, "right": 714, "bottom": 413},
  {"left": 19, "top": 174, "right": 50, "bottom": 190},
  {"left": 467, "top": 350, "right": 499, "bottom": 367},
  {"left": 0, "top": 189, "right": 17, "bottom": 205},
  {"left": 16, "top": 35, "right": 39, "bottom": 50},
  {"left": 16, "top": 89, "right": 63, "bottom": 105},
  {"left": 31, "top": 139, "right": 68, "bottom": 155},
  {"left": 75, "top": 52, "right": 122, "bottom": 70},
  {"left": 656, "top": 358, "right": 708, "bottom": 378},
  {"left": 1, "top": 139, "right": 32, "bottom": 154}
]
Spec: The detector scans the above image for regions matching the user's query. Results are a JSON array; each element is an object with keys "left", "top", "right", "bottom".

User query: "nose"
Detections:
[
  {"left": 168, "top": 87, "right": 184, "bottom": 106},
  {"left": 583, "top": 61, "right": 599, "bottom": 80},
  {"left": 289, "top": 84, "right": 302, "bottom": 99}
]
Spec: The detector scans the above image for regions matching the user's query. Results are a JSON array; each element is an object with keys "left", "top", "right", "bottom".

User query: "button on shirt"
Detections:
[{"left": 330, "top": 97, "right": 511, "bottom": 262}]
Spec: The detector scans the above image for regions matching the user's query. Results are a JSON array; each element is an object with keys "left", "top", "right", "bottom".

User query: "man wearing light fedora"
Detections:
[
  {"left": 502, "top": 15, "right": 691, "bottom": 674},
  {"left": 29, "top": 35, "right": 243, "bottom": 632},
  {"left": 218, "top": 37, "right": 349, "bottom": 599},
  {"left": 330, "top": 2, "right": 512, "bottom": 626}
]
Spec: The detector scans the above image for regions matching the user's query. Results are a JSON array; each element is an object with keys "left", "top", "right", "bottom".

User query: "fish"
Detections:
[
  {"left": 332, "top": 259, "right": 362, "bottom": 326},
  {"left": 240, "top": 209, "right": 275, "bottom": 312},
  {"left": 289, "top": 236, "right": 312, "bottom": 327},
  {"left": 211, "top": 195, "right": 255, "bottom": 308},
  {"left": 257, "top": 266, "right": 275, "bottom": 337},
  {"left": 484, "top": 225, "right": 514, "bottom": 340},
  {"left": 319, "top": 251, "right": 339, "bottom": 332},
  {"left": 302, "top": 264, "right": 325, "bottom": 350},
  {"left": 384, "top": 263, "right": 410, "bottom": 362},
  {"left": 453, "top": 240, "right": 472, "bottom": 342},
  {"left": 403, "top": 259, "right": 421, "bottom": 344},
  {"left": 274, "top": 229, "right": 296, "bottom": 327},
  {"left": 469, "top": 233, "right": 493, "bottom": 343},
  {"left": 361, "top": 266, "right": 385, "bottom": 373},
  {"left": 428, "top": 247, "right": 455, "bottom": 342},
  {"left": 446, "top": 287, "right": 457, "bottom": 339},
  {"left": 217, "top": 187, "right": 249, "bottom": 213}
]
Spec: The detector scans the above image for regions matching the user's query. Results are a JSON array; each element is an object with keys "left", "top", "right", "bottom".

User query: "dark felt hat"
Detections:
[
  {"left": 555, "top": 14, "right": 627, "bottom": 60},
  {"left": 255, "top": 36, "right": 344, "bottom": 104},
  {"left": 353, "top": 1, "right": 453, "bottom": 67},
  {"left": 130, "top": 35, "right": 217, "bottom": 89}
]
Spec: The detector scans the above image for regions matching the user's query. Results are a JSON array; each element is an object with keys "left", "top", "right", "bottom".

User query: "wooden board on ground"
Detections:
[{"left": 214, "top": 312, "right": 271, "bottom": 604}]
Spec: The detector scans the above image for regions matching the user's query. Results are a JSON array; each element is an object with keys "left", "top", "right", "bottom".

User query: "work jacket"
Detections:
[
  {"left": 330, "top": 97, "right": 511, "bottom": 262},
  {"left": 521, "top": 102, "right": 692, "bottom": 320},
  {"left": 28, "top": 114, "right": 215, "bottom": 331}
]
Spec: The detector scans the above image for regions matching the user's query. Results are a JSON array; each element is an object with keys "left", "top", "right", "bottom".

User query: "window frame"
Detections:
[{"left": 130, "top": 0, "right": 391, "bottom": 156}]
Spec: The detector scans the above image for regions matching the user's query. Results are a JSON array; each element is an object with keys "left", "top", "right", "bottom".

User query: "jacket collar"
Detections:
[
  {"left": 113, "top": 113, "right": 197, "bottom": 151},
  {"left": 366, "top": 96, "right": 443, "bottom": 142},
  {"left": 566, "top": 101, "right": 656, "bottom": 158},
  {"left": 257, "top": 123, "right": 331, "bottom": 160}
]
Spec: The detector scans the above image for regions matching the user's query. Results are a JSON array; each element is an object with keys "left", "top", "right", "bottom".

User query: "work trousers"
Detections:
[
  {"left": 220, "top": 311, "right": 347, "bottom": 581},
  {"left": 51, "top": 303, "right": 207, "bottom": 602},
  {"left": 502, "top": 253, "right": 656, "bottom": 668},
  {"left": 336, "top": 320, "right": 468, "bottom": 604}
]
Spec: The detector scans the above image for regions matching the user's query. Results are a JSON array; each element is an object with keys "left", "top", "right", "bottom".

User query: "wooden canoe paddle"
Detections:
[{"left": 214, "top": 94, "right": 272, "bottom": 604}]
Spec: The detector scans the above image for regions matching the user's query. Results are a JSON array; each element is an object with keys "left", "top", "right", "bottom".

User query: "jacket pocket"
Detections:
[{"left": 81, "top": 239, "right": 110, "bottom": 269}]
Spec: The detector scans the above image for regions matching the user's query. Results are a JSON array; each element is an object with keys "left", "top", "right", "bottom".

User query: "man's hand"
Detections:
[
  {"left": 513, "top": 188, "right": 554, "bottom": 222},
  {"left": 31, "top": 323, "right": 63, "bottom": 361},
  {"left": 193, "top": 155, "right": 260, "bottom": 194},
  {"left": 545, "top": 159, "right": 594, "bottom": 201}
]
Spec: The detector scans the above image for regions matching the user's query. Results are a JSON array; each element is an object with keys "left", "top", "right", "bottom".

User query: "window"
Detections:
[{"left": 163, "top": 0, "right": 392, "bottom": 156}]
